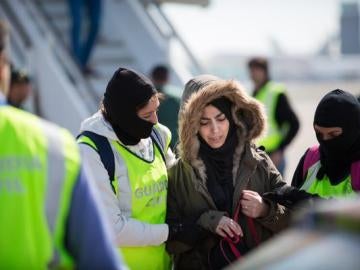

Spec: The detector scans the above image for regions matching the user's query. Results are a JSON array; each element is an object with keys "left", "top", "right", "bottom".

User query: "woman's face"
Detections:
[
  {"left": 198, "top": 104, "right": 230, "bottom": 149},
  {"left": 137, "top": 95, "right": 159, "bottom": 124}
]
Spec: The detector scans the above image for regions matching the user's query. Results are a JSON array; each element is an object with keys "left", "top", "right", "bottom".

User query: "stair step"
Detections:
[
  {"left": 41, "top": 1, "right": 69, "bottom": 19},
  {"left": 91, "top": 62, "right": 137, "bottom": 78},
  {"left": 89, "top": 78, "right": 109, "bottom": 97},
  {"left": 91, "top": 44, "right": 132, "bottom": 63},
  {"left": 52, "top": 19, "right": 70, "bottom": 37}
]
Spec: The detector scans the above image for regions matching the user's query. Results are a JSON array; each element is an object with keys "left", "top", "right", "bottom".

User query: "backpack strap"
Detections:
[
  {"left": 77, "top": 131, "right": 116, "bottom": 194},
  {"left": 150, "top": 127, "right": 166, "bottom": 163},
  {"left": 351, "top": 161, "right": 360, "bottom": 191},
  {"left": 302, "top": 145, "right": 320, "bottom": 179}
]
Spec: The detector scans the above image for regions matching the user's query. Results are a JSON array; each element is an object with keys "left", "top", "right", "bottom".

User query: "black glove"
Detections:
[
  {"left": 263, "top": 186, "right": 319, "bottom": 208},
  {"left": 167, "top": 222, "right": 185, "bottom": 241},
  {"left": 167, "top": 220, "right": 207, "bottom": 246}
]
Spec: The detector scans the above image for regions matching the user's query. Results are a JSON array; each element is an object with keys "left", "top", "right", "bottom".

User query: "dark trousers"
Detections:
[{"left": 68, "top": 0, "right": 102, "bottom": 68}]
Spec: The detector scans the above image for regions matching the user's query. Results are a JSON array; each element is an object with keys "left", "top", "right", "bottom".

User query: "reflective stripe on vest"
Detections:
[
  {"left": 255, "top": 82, "right": 286, "bottom": 152},
  {"left": 112, "top": 141, "right": 171, "bottom": 270},
  {"left": 300, "top": 160, "right": 356, "bottom": 198},
  {"left": 0, "top": 106, "right": 80, "bottom": 269}
]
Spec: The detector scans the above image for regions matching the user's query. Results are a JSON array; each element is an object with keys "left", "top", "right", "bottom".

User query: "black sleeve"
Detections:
[
  {"left": 291, "top": 150, "right": 308, "bottom": 188},
  {"left": 275, "top": 93, "right": 300, "bottom": 151}
]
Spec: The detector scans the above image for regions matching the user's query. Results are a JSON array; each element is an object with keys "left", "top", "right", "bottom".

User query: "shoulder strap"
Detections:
[
  {"left": 150, "top": 127, "right": 166, "bottom": 162},
  {"left": 77, "top": 131, "right": 116, "bottom": 194},
  {"left": 302, "top": 145, "right": 320, "bottom": 179},
  {"left": 351, "top": 161, "right": 360, "bottom": 191}
]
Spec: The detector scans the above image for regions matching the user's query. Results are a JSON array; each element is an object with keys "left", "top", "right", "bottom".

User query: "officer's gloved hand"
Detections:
[
  {"left": 166, "top": 220, "right": 207, "bottom": 245},
  {"left": 167, "top": 222, "right": 185, "bottom": 241},
  {"left": 263, "top": 186, "right": 319, "bottom": 208}
]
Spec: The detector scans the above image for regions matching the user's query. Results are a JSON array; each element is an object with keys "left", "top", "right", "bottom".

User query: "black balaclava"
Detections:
[
  {"left": 314, "top": 89, "right": 360, "bottom": 183},
  {"left": 199, "top": 97, "right": 238, "bottom": 213},
  {"left": 103, "top": 67, "right": 157, "bottom": 145}
]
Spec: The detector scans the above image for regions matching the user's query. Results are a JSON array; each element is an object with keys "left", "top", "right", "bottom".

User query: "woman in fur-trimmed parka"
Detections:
[{"left": 166, "top": 78, "right": 291, "bottom": 270}]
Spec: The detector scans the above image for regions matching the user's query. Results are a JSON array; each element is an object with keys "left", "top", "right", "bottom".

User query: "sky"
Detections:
[{"left": 162, "top": 0, "right": 356, "bottom": 59}]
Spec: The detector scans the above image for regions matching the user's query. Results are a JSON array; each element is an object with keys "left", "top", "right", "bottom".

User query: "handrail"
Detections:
[
  {"left": 0, "top": 0, "right": 99, "bottom": 133},
  {"left": 0, "top": 0, "right": 31, "bottom": 66},
  {"left": 142, "top": 0, "right": 203, "bottom": 74}
]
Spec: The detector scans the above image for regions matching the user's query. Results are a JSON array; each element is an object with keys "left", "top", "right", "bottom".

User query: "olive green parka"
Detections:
[{"left": 166, "top": 79, "right": 291, "bottom": 269}]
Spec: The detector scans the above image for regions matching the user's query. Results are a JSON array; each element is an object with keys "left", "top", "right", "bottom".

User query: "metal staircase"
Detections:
[
  {"left": 0, "top": 0, "right": 204, "bottom": 134},
  {"left": 34, "top": 0, "right": 203, "bottom": 95}
]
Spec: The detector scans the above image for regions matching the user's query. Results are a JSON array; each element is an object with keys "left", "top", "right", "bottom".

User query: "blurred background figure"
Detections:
[
  {"left": 150, "top": 64, "right": 181, "bottom": 150},
  {"left": 68, "top": 0, "right": 102, "bottom": 75},
  {"left": 248, "top": 57, "right": 299, "bottom": 175},
  {"left": 7, "top": 68, "right": 32, "bottom": 109}
]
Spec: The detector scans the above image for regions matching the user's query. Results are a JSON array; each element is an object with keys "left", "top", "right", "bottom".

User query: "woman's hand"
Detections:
[
  {"left": 240, "top": 190, "right": 270, "bottom": 218},
  {"left": 215, "top": 216, "right": 243, "bottom": 238}
]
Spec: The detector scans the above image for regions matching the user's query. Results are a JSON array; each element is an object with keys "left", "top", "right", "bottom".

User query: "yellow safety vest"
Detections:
[
  {"left": 112, "top": 140, "right": 171, "bottom": 270},
  {"left": 0, "top": 105, "right": 80, "bottom": 269},
  {"left": 301, "top": 160, "right": 356, "bottom": 198},
  {"left": 254, "top": 81, "right": 287, "bottom": 153}
]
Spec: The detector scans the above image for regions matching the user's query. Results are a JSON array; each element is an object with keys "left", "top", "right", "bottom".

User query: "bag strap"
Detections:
[
  {"left": 351, "top": 161, "right": 360, "bottom": 191},
  {"left": 302, "top": 145, "right": 320, "bottom": 179},
  {"left": 229, "top": 201, "right": 260, "bottom": 246},
  {"left": 150, "top": 127, "right": 166, "bottom": 162},
  {"left": 77, "top": 131, "right": 116, "bottom": 194}
]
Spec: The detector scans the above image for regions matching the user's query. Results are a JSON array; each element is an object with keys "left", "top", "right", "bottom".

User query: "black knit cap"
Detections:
[
  {"left": 314, "top": 89, "right": 360, "bottom": 129},
  {"left": 103, "top": 67, "right": 157, "bottom": 145}
]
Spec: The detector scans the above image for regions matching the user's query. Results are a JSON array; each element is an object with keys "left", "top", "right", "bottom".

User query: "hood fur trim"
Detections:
[{"left": 178, "top": 80, "right": 266, "bottom": 180}]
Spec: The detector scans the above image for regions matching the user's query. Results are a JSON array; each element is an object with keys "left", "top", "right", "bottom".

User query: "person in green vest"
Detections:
[
  {"left": 150, "top": 64, "right": 181, "bottom": 151},
  {"left": 78, "top": 67, "right": 178, "bottom": 270},
  {"left": 0, "top": 20, "right": 126, "bottom": 269},
  {"left": 291, "top": 89, "right": 360, "bottom": 198},
  {"left": 248, "top": 57, "right": 299, "bottom": 175},
  {"left": 7, "top": 68, "right": 31, "bottom": 108}
]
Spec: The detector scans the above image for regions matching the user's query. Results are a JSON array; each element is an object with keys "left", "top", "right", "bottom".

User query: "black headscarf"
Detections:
[
  {"left": 103, "top": 67, "right": 157, "bottom": 145},
  {"left": 198, "top": 97, "right": 238, "bottom": 213},
  {"left": 314, "top": 89, "right": 360, "bottom": 183}
]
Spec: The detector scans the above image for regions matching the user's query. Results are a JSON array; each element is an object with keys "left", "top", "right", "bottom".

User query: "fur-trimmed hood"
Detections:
[{"left": 178, "top": 79, "right": 266, "bottom": 181}]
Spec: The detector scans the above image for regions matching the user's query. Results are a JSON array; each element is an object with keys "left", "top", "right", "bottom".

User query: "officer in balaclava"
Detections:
[
  {"left": 78, "top": 67, "right": 176, "bottom": 270},
  {"left": 291, "top": 89, "right": 360, "bottom": 197}
]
